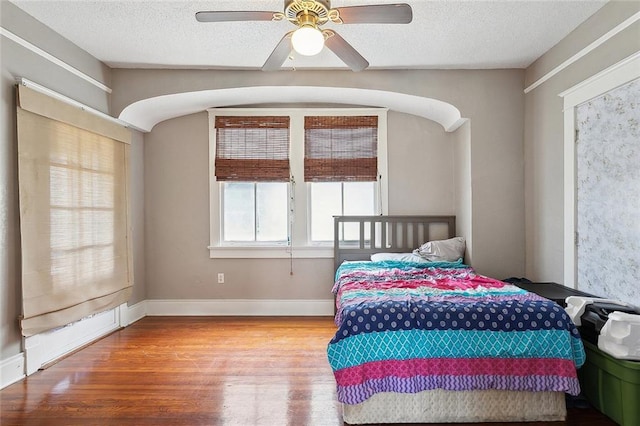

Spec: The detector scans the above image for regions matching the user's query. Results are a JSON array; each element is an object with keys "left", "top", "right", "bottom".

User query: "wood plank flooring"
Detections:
[{"left": 1, "top": 317, "right": 615, "bottom": 426}]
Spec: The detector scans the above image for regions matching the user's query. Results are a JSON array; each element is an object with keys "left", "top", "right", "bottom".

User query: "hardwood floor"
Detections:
[{"left": 1, "top": 317, "right": 615, "bottom": 426}]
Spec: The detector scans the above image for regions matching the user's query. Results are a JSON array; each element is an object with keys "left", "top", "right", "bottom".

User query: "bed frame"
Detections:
[
  {"left": 332, "top": 215, "right": 567, "bottom": 424},
  {"left": 333, "top": 215, "right": 456, "bottom": 272}
]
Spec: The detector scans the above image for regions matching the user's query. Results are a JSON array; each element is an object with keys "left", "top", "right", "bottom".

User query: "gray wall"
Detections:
[
  {"left": 143, "top": 110, "right": 457, "bottom": 300},
  {"left": 0, "top": 2, "right": 145, "bottom": 362},
  {"left": 129, "top": 131, "right": 146, "bottom": 304},
  {"left": 454, "top": 121, "right": 473, "bottom": 265},
  {"left": 523, "top": 1, "right": 640, "bottom": 283},
  {"left": 114, "top": 67, "right": 526, "bottom": 301}
]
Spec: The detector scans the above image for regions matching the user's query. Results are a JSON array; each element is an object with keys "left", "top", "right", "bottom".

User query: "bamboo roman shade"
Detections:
[
  {"left": 16, "top": 85, "right": 132, "bottom": 337},
  {"left": 304, "top": 115, "right": 378, "bottom": 182},
  {"left": 214, "top": 116, "right": 290, "bottom": 182}
]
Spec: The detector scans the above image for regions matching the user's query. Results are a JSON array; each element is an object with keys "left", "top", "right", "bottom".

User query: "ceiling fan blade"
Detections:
[
  {"left": 335, "top": 4, "right": 413, "bottom": 24},
  {"left": 195, "top": 11, "right": 277, "bottom": 23},
  {"left": 324, "top": 31, "right": 369, "bottom": 72},
  {"left": 262, "top": 32, "right": 293, "bottom": 72}
]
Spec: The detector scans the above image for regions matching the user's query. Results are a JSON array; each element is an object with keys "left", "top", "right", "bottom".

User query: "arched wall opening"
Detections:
[
  {"left": 118, "top": 86, "right": 467, "bottom": 134},
  {"left": 118, "top": 85, "right": 472, "bottom": 247}
]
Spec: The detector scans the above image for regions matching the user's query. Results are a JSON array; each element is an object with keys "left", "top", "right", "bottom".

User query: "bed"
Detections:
[{"left": 328, "top": 215, "right": 585, "bottom": 424}]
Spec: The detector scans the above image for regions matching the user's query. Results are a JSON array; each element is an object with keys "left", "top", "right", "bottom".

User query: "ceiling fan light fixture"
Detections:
[
  {"left": 197, "top": 1, "right": 414, "bottom": 71},
  {"left": 291, "top": 25, "right": 324, "bottom": 56}
]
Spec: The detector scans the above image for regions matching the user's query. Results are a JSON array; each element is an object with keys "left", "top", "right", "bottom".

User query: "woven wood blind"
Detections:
[
  {"left": 16, "top": 85, "right": 132, "bottom": 337},
  {"left": 304, "top": 116, "right": 378, "bottom": 182},
  {"left": 215, "top": 116, "right": 290, "bottom": 182}
]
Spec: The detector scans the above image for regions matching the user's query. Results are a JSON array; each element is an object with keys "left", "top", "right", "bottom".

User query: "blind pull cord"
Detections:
[
  {"left": 288, "top": 175, "right": 296, "bottom": 275},
  {"left": 378, "top": 173, "right": 383, "bottom": 215}
]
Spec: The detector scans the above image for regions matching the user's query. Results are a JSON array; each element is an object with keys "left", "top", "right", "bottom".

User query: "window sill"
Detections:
[{"left": 208, "top": 245, "right": 333, "bottom": 259}]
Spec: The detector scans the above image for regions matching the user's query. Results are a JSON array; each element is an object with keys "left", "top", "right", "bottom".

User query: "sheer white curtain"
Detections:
[{"left": 16, "top": 85, "right": 132, "bottom": 337}]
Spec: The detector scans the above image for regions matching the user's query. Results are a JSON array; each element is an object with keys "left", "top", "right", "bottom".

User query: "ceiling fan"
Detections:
[{"left": 195, "top": 0, "right": 413, "bottom": 72}]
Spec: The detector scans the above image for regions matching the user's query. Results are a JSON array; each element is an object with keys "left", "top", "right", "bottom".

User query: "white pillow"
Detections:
[
  {"left": 413, "top": 237, "right": 465, "bottom": 262},
  {"left": 371, "top": 252, "right": 430, "bottom": 263}
]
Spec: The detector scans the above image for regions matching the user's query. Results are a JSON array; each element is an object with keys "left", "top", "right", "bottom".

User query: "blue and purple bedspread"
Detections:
[{"left": 327, "top": 260, "right": 586, "bottom": 405}]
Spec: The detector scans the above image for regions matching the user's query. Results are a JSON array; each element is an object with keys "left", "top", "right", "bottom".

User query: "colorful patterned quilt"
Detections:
[{"left": 327, "top": 260, "right": 586, "bottom": 405}]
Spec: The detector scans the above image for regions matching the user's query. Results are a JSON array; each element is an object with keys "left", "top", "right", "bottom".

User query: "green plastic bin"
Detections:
[{"left": 578, "top": 341, "right": 640, "bottom": 426}]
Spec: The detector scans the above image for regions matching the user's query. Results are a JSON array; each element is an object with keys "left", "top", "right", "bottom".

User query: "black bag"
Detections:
[{"left": 580, "top": 302, "right": 640, "bottom": 344}]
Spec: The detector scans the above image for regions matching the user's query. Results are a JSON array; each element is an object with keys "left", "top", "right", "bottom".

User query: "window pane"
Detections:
[
  {"left": 344, "top": 182, "right": 375, "bottom": 215},
  {"left": 343, "top": 182, "right": 375, "bottom": 240},
  {"left": 223, "top": 183, "right": 255, "bottom": 241},
  {"left": 310, "top": 182, "right": 342, "bottom": 241},
  {"left": 256, "top": 183, "right": 288, "bottom": 242}
]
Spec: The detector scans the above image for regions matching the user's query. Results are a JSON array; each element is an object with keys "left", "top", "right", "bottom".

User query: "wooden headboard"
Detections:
[{"left": 333, "top": 215, "right": 456, "bottom": 272}]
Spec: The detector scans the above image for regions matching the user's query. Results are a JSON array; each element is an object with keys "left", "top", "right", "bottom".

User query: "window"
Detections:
[
  {"left": 208, "top": 108, "right": 388, "bottom": 258},
  {"left": 214, "top": 116, "right": 290, "bottom": 244},
  {"left": 305, "top": 116, "right": 378, "bottom": 242},
  {"left": 309, "top": 182, "right": 375, "bottom": 241},
  {"left": 16, "top": 84, "right": 132, "bottom": 337},
  {"left": 222, "top": 182, "right": 289, "bottom": 242}
]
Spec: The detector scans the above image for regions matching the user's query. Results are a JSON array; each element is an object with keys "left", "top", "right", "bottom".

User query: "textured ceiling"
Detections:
[{"left": 10, "top": 0, "right": 608, "bottom": 71}]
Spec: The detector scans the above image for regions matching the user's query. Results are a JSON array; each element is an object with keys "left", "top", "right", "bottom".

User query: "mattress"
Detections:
[{"left": 343, "top": 389, "right": 566, "bottom": 424}]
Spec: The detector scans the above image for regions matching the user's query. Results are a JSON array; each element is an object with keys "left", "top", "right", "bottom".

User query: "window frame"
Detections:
[{"left": 208, "top": 108, "right": 388, "bottom": 259}]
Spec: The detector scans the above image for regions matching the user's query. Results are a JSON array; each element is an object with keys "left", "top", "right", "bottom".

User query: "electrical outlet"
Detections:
[{"left": 217, "top": 273, "right": 225, "bottom": 284}]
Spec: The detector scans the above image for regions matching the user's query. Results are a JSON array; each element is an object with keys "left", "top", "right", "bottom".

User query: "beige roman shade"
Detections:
[
  {"left": 16, "top": 85, "right": 132, "bottom": 337},
  {"left": 304, "top": 116, "right": 378, "bottom": 182},
  {"left": 214, "top": 116, "right": 290, "bottom": 182}
]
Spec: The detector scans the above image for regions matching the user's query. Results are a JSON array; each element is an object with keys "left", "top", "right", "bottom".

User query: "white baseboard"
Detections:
[
  {"left": 121, "top": 300, "right": 147, "bottom": 326},
  {"left": 1, "top": 353, "right": 25, "bottom": 389},
  {"left": 23, "top": 304, "right": 125, "bottom": 375},
  {"left": 146, "top": 299, "right": 335, "bottom": 316}
]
